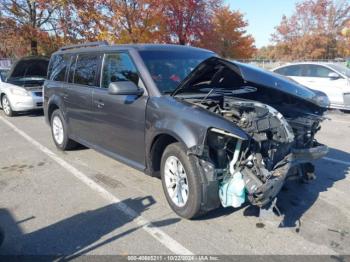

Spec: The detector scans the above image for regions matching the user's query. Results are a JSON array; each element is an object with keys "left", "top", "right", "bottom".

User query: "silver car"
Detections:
[{"left": 0, "top": 57, "right": 48, "bottom": 116}]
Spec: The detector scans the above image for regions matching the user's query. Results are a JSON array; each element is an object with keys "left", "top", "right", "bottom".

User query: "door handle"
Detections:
[
  {"left": 96, "top": 100, "right": 105, "bottom": 108},
  {"left": 62, "top": 92, "right": 69, "bottom": 99}
]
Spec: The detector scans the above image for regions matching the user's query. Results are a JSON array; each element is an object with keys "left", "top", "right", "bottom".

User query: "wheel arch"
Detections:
[
  {"left": 47, "top": 103, "right": 60, "bottom": 123},
  {"left": 147, "top": 132, "right": 185, "bottom": 177},
  {"left": 0, "top": 92, "right": 9, "bottom": 108},
  {"left": 46, "top": 94, "right": 65, "bottom": 124},
  {"left": 0, "top": 92, "right": 5, "bottom": 107}
]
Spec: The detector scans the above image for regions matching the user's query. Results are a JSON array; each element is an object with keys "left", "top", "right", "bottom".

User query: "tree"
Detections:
[
  {"left": 105, "top": 0, "right": 164, "bottom": 43},
  {"left": 0, "top": 0, "right": 66, "bottom": 56},
  {"left": 199, "top": 6, "right": 255, "bottom": 58},
  {"left": 255, "top": 45, "right": 278, "bottom": 60},
  {"left": 271, "top": 0, "right": 350, "bottom": 60},
  {"left": 0, "top": 0, "right": 257, "bottom": 59},
  {"left": 162, "top": 0, "right": 220, "bottom": 45},
  {"left": 60, "top": 0, "right": 111, "bottom": 42}
]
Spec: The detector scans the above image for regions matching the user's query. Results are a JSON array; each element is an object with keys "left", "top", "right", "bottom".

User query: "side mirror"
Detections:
[
  {"left": 328, "top": 72, "right": 341, "bottom": 80},
  {"left": 108, "top": 81, "right": 144, "bottom": 96}
]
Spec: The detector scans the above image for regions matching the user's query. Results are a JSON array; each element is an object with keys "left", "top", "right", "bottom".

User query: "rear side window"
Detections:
[
  {"left": 301, "top": 65, "right": 333, "bottom": 78},
  {"left": 73, "top": 54, "right": 99, "bottom": 86},
  {"left": 101, "top": 53, "right": 140, "bottom": 89},
  {"left": 275, "top": 65, "right": 302, "bottom": 76},
  {"left": 49, "top": 55, "right": 70, "bottom": 81}
]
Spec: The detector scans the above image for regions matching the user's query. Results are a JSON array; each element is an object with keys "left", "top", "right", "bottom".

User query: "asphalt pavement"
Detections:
[{"left": 0, "top": 109, "right": 349, "bottom": 258}]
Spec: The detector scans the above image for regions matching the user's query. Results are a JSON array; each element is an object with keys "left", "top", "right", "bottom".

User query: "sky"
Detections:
[{"left": 226, "top": 0, "right": 299, "bottom": 48}]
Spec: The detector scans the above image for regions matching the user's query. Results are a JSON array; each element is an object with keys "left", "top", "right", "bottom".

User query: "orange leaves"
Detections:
[
  {"left": 199, "top": 6, "right": 256, "bottom": 59},
  {"left": 160, "top": 0, "right": 218, "bottom": 45},
  {"left": 1, "top": 0, "right": 256, "bottom": 59},
  {"left": 0, "top": 0, "right": 67, "bottom": 56},
  {"left": 271, "top": 0, "right": 350, "bottom": 60}
]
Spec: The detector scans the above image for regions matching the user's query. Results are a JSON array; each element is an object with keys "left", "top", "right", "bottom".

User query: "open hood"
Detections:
[
  {"left": 176, "top": 57, "right": 329, "bottom": 209},
  {"left": 172, "top": 57, "right": 330, "bottom": 109},
  {"left": 6, "top": 56, "right": 49, "bottom": 87}
]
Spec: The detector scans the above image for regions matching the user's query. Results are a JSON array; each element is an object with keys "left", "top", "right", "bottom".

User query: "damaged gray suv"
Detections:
[{"left": 44, "top": 42, "right": 329, "bottom": 219}]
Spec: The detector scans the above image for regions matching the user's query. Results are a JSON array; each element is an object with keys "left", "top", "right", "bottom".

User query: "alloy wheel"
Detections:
[
  {"left": 2, "top": 97, "right": 11, "bottom": 115},
  {"left": 52, "top": 115, "right": 64, "bottom": 145},
  {"left": 164, "top": 156, "right": 189, "bottom": 207}
]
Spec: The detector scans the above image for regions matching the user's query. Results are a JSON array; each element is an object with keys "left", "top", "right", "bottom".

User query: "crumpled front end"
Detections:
[
  {"left": 190, "top": 96, "right": 328, "bottom": 209},
  {"left": 174, "top": 57, "right": 329, "bottom": 210}
]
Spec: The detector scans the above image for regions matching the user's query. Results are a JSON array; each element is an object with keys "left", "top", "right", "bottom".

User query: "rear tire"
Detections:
[
  {"left": 50, "top": 109, "right": 77, "bottom": 150},
  {"left": 2, "top": 95, "right": 14, "bottom": 117},
  {"left": 161, "top": 142, "right": 206, "bottom": 219}
]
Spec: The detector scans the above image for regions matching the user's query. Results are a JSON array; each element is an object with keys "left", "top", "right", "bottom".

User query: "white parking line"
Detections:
[
  {"left": 0, "top": 116, "right": 193, "bottom": 255},
  {"left": 323, "top": 157, "right": 350, "bottom": 166}
]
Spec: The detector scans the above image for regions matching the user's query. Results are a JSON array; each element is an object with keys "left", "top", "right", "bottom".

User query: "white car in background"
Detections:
[
  {"left": 0, "top": 56, "right": 48, "bottom": 117},
  {"left": 273, "top": 62, "right": 350, "bottom": 110}
]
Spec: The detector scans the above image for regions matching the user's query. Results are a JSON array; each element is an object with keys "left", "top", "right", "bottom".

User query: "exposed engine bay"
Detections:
[
  {"left": 176, "top": 58, "right": 329, "bottom": 209},
  {"left": 188, "top": 94, "right": 326, "bottom": 207}
]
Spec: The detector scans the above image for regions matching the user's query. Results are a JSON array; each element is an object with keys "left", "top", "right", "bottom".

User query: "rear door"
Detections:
[
  {"left": 91, "top": 52, "right": 148, "bottom": 169},
  {"left": 64, "top": 53, "right": 101, "bottom": 143}
]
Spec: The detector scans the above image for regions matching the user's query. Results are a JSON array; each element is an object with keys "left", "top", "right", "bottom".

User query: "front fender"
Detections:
[
  {"left": 150, "top": 121, "right": 206, "bottom": 153},
  {"left": 145, "top": 96, "right": 248, "bottom": 157}
]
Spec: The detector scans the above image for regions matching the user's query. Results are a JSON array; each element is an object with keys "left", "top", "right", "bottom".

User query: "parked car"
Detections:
[
  {"left": 0, "top": 56, "right": 49, "bottom": 116},
  {"left": 44, "top": 42, "right": 329, "bottom": 219},
  {"left": 273, "top": 62, "right": 350, "bottom": 110}
]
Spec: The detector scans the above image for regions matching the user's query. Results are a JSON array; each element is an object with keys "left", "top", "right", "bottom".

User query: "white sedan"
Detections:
[
  {"left": 273, "top": 62, "right": 350, "bottom": 110},
  {"left": 0, "top": 57, "right": 48, "bottom": 117}
]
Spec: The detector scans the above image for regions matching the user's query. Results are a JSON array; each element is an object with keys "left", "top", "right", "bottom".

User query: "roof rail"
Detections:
[{"left": 59, "top": 41, "right": 109, "bottom": 51}]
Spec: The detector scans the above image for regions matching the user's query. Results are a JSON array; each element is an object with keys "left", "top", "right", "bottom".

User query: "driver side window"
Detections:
[{"left": 101, "top": 53, "right": 140, "bottom": 89}]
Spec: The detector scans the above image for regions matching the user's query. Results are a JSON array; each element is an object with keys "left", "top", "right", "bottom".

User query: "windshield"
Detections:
[
  {"left": 139, "top": 50, "right": 215, "bottom": 94},
  {"left": 328, "top": 64, "right": 350, "bottom": 78},
  {"left": 0, "top": 69, "right": 9, "bottom": 81},
  {"left": 10, "top": 59, "right": 49, "bottom": 79}
]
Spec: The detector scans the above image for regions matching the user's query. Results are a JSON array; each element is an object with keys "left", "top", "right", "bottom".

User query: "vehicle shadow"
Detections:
[
  {"left": 15, "top": 109, "right": 44, "bottom": 117},
  {"left": 0, "top": 196, "right": 180, "bottom": 257},
  {"left": 277, "top": 147, "right": 349, "bottom": 229},
  {"left": 196, "top": 203, "right": 248, "bottom": 220}
]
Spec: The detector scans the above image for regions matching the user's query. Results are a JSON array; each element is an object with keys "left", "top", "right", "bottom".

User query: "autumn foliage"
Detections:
[
  {"left": 259, "top": 0, "right": 350, "bottom": 60},
  {"left": 199, "top": 6, "right": 256, "bottom": 59},
  {"left": 0, "top": 0, "right": 256, "bottom": 59}
]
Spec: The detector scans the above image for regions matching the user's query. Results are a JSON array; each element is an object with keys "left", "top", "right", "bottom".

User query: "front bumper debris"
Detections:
[{"left": 243, "top": 143, "right": 328, "bottom": 207}]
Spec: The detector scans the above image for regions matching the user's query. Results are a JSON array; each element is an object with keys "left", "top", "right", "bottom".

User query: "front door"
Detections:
[
  {"left": 300, "top": 64, "right": 348, "bottom": 106},
  {"left": 91, "top": 52, "right": 148, "bottom": 169}
]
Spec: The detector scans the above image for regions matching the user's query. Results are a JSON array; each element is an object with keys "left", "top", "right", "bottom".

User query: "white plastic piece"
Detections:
[
  {"left": 229, "top": 140, "right": 242, "bottom": 175},
  {"left": 219, "top": 140, "right": 245, "bottom": 208},
  {"left": 230, "top": 172, "right": 245, "bottom": 208}
]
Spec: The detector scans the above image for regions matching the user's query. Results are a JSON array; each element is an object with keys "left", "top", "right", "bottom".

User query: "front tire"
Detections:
[
  {"left": 2, "top": 95, "right": 14, "bottom": 117},
  {"left": 161, "top": 142, "right": 205, "bottom": 219},
  {"left": 50, "top": 109, "right": 77, "bottom": 150}
]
